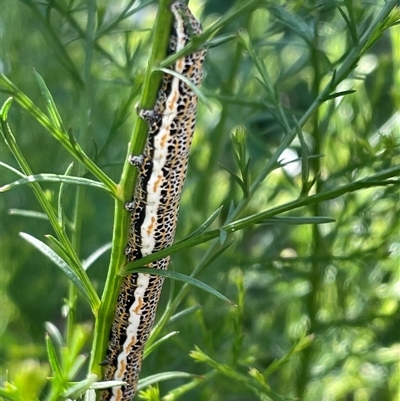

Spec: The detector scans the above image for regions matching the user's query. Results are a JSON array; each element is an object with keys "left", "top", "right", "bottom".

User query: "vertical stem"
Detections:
[
  {"left": 66, "top": 0, "right": 96, "bottom": 347},
  {"left": 88, "top": 0, "right": 175, "bottom": 380},
  {"left": 297, "top": 24, "right": 324, "bottom": 398}
]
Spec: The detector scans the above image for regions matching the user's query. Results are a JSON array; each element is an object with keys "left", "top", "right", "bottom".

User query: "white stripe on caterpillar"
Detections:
[{"left": 101, "top": 2, "right": 206, "bottom": 401}]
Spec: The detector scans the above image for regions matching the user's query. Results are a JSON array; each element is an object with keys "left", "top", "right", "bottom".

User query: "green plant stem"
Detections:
[
  {"left": 297, "top": 22, "right": 323, "bottom": 398},
  {"left": 125, "top": 165, "right": 400, "bottom": 269},
  {"left": 66, "top": 0, "right": 97, "bottom": 352},
  {"left": 88, "top": 0, "right": 175, "bottom": 380}
]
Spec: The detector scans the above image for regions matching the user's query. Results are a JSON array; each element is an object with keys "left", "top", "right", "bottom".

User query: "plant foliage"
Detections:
[{"left": 0, "top": 1, "right": 399, "bottom": 400}]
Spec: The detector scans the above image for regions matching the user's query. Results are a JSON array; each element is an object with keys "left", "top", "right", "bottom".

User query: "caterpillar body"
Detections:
[{"left": 101, "top": 2, "right": 206, "bottom": 401}]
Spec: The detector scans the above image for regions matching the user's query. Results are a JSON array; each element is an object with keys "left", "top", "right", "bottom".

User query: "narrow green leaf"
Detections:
[
  {"left": 0, "top": 97, "right": 13, "bottom": 120},
  {"left": 155, "top": 67, "right": 210, "bottom": 111},
  {"left": 219, "top": 163, "right": 247, "bottom": 195},
  {"left": 46, "top": 234, "right": 79, "bottom": 267},
  {"left": 263, "top": 335, "right": 314, "bottom": 378},
  {"left": 0, "top": 161, "right": 25, "bottom": 178},
  {"left": 58, "top": 162, "right": 74, "bottom": 227},
  {"left": 168, "top": 305, "right": 202, "bottom": 326},
  {"left": 144, "top": 331, "right": 179, "bottom": 358},
  {"left": 137, "top": 372, "right": 196, "bottom": 391},
  {"left": 337, "top": 6, "right": 359, "bottom": 44},
  {"left": 8, "top": 209, "right": 48, "bottom": 220},
  {"left": 0, "top": 173, "right": 109, "bottom": 193},
  {"left": 83, "top": 242, "right": 112, "bottom": 270},
  {"left": 183, "top": 206, "right": 223, "bottom": 240},
  {"left": 207, "top": 33, "right": 236, "bottom": 49},
  {"left": 68, "top": 354, "right": 87, "bottom": 379},
  {"left": 62, "top": 374, "right": 97, "bottom": 399},
  {"left": 1, "top": 90, "right": 100, "bottom": 312},
  {"left": 190, "top": 348, "right": 291, "bottom": 400},
  {"left": 90, "top": 380, "right": 126, "bottom": 390},
  {"left": 293, "top": 118, "right": 312, "bottom": 196},
  {"left": 219, "top": 228, "right": 228, "bottom": 244},
  {"left": 204, "top": 242, "right": 233, "bottom": 267},
  {"left": 45, "top": 333, "right": 64, "bottom": 381},
  {"left": 238, "top": 30, "right": 274, "bottom": 97},
  {"left": 66, "top": 127, "right": 82, "bottom": 160},
  {"left": 224, "top": 201, "right": 236, "bottom": 221},
  {"left": 322, "top": 90, "right": 356, "bottom": 101},
  {"left": 231, "top": 127, "right": 251, "bottom": 195},
  {"left": 19, "top": 232, "right": 90, "bottom": 303},
  {"left": 44, "top": 322, "right": 64, "bottom": 353},
  {"left": 257, "top": 216, "right": 336, "bottom": 225},
  {"left": 45, "top": 235, "right": 99, "bottom": 310},
  {"left": 122, "top": 267, "right": 235, "bottom": 306},
  {"left": 162, "top": 372, "right": 213, "bottom": 401},
  {"left": 34, "top": 71, "right": 65, "bottom": 131},
  {"left": 269, "top": 6, "right": 313, "bottom": 43}
]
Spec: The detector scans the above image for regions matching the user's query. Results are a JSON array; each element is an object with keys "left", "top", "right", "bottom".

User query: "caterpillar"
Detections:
[{"left": 101, "top": 2, "right": 206, "bottom": 401}]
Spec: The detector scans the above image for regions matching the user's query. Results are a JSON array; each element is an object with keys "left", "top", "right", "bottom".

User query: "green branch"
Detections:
[{"left": 123, "top": 165, "right": 400, "bottom": 271}]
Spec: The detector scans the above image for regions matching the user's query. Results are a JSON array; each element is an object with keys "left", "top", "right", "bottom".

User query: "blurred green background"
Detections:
[{"left": 1, "top": 0, "right": 399, "bottom": 400}]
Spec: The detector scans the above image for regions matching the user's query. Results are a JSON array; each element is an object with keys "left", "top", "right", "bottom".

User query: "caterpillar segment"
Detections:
[{"left": 101, "top": 2, "right": 206, "bottom": 401}]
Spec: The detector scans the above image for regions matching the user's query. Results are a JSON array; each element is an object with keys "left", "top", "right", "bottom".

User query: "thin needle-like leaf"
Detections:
[
  {"left": 19, "top": 232, "right": 91, "bottom": 304},
  {"left": 0, "top": 174, "right": 109, "bottom": 193},
  {"left": 122, "top": 267, "right": 235, "bottom": 306},
  {"left": 83, "top": 242, "right": 112, "bottom": 270},
  {"left": 155, "top": 67, "right": 210, "bottom": 110},
  {"left": 34, "top": 71, "right": 66, "bottom": 132},
  {"left": 137, "top": 372, "right": 197, "bottom": 391}
]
